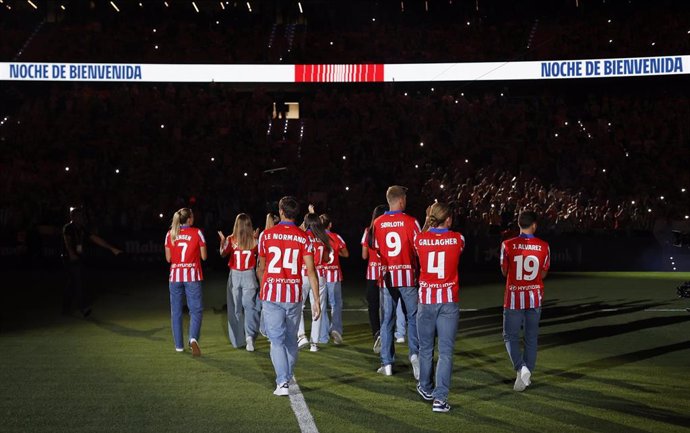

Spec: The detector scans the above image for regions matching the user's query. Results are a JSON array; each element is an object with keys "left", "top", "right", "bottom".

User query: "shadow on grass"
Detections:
[{"left": 89, "top": 318, "right": 167, "bottom": 341}]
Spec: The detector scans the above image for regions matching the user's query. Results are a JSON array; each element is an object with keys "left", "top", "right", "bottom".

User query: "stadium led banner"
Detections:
[{"left": 1, "top": 55, "right": 687, "bottom": 83}]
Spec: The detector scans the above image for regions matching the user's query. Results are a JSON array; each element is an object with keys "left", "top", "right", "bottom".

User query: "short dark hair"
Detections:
[
  {"left": 279, "top": 196, "right": 300, "bottom": 220},
  {"left": 518, "top": 211, "right": 538, "bottom": 229}
]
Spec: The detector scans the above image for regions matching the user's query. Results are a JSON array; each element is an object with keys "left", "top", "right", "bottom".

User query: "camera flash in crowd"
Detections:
[
  {"left": 69, "top": 207, "right": 75, "bottom": 212},
  {"left": 345, "top": 186, "right": 350, "bottom": 191},
  {"left": 342, "top": 155, "right": 346, "bottom": 160},
  {"left": 244, "top": 172, "right": 248, "bottom": 177},
  {"left": 115, "top": 169, "right": 120, "bottom": 174},
  {"left": 682, "top": 188, "right": 686, "bottom": 193},
  {"left": 420, "top": 142, "right": 424, "bottom": 147},
  {"left": 160, "top": 124, "right": 165, "bottom": 128},
  {"left": 631, "top": 200, "right": 636, "bottom": 205},
  {"left": 211, "top": 157, "right": 215, "bottom": 162},
  {"left": 415, "top": 164, "right": 419, "bottom": 169},
  {"left": 159, "top": 213, "right": 164, "bottom": 218},
  {"left": 660, "top": 196, "right": 664, "bottom": 200},
  {"left": 65, "top": 166, "right": 70, "bottom": 172}
]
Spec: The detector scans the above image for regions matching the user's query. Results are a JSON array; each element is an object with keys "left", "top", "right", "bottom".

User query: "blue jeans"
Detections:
[
  {"left": 263, "top": 301, "right": 301, "bottom": 385},
  {"left": 226, "top": 269, "right": 260, "bottom": 348},
  {"left": 380, "top": 286, "right": 419, "bottom": 366},
  {"left": 326, "top": 281, "right": 343, "bottom": 337},
  {"left": 169, "top": 281, "right": 203, "bottom": 350},
  {"left": 417, "top": 303, "right": 459, "bottom": 401},
  {"left": 503, "top": 307, "right": 541, "bottom": 372},
  {"left": 395, "top": 299, "right": 406, "bottom": 339}
]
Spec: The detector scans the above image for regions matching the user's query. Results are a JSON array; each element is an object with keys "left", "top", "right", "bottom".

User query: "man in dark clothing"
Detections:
[{"left": 62, "top": 207, "right": 122, "bottom": 317}]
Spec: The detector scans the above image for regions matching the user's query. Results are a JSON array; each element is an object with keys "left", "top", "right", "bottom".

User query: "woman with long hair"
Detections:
[
  {"left": 164, "top": 208, "right": 208, "bottom": 356},
  {"left": 297, "top": 212, "right": 332, "bottom": 351},
  {"left": 361, "top": 204, "right": 386, "bottom": 352},
  {"left": 413, "top": 202, "right": 465, "bottom": 412},
  {"left": 319, "top": 213, "right": 349, "bottom": 344},
  {"left": 219, "top": 213, "right": 260, "bottom": 351}
]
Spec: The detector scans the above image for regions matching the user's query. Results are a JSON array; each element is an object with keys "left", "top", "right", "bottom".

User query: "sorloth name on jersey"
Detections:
[{"left": 379, "top": 221, "right": 405, "bottom": 228}]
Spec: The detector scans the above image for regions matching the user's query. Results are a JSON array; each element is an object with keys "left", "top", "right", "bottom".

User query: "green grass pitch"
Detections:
[{"left": 1, "top": 270, "right": 689, "bottom": 433}]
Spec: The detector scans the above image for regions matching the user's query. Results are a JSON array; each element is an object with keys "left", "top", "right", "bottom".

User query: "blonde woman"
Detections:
[
  {"left": 414, "top": 202, "right": 465, "bottom": 412},
  {"left": 219, "top": 213, "right": 260, "bottom": 351},
  {"left": 164, "top": 208, "right": 207, "bottom": 356}
]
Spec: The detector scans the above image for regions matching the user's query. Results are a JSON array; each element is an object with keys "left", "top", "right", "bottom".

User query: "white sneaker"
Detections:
[
  {"left": 410, "top": 354, "right": 420, "bottom": 381},
  {"left": 175, "top": 347, "right": 184, "bottom": 353},
  {"left": 273, "top": 382, "right": 290, "bottom": 396},
  {"left": 246, "top": 337, "right": 255, "bottom": 352},
  {"left": 376, "top": 364, "right": 393, "bottom": 376},
  {"left": 330, "top": 330, "right": 343, "bottom": 345},
  {"left": 396, "top": 337, "right": 405, "bottom": 344},
  {"left": 520, "top": 366, "right": 531, "bottom": 387},
  {"left": 513, "top": 370, "right": 526, "bottom": 392},
  {"left": 309, "top": 343, "right": 319, "bottom": 352},
  {"left": 297, "top": 335, "right": 310, "bottom": 349},
  {"left": 373, "top": 335, "right": 381, "bottom": 354}
]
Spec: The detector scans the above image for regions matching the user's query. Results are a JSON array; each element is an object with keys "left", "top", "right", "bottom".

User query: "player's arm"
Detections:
[
  {"left": 165, "top": 247, "right": 172, "bottom": 263},
  {"left": 89, "top": 234, "right": 122, "bottom": 255},
  {"left": 200, "top": 245, "right": 208, "bottom": 261},
  {"left": 339, "top": 243, "right": 349, "bottom": 258},
  {"left": 218, "top": 231, "right": 229, "bottom": 256},
  {"left": 256, "top": 256, "right": 265, "bottom": 281},
  {"left": 541, "top": 246, "right": 550, "bottom": 279},
  {"left": 500, "top": 241, "right": 508, "bottom": 277},
  {"left": 362, "top": 244, "right": 368, "bottom": 260},
  {"left": 303, "top": 254, "right": 321, "bottom": 321}
]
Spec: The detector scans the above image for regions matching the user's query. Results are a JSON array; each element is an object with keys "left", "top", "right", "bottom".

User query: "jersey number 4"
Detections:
[
  {"left": 267, "top": 247, "right": 299, "bottom": 275},
  {"left": 427, "top": 251, "right": 446, "bottom": 279},
  {"left": 513, "top": 255, "right": 540, "bottom": 281}
]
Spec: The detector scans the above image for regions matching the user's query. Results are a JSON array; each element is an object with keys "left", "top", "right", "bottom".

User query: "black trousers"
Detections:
[
  {"left": 63, "top": 261, "right": 90, "bottom": 313},
  {"left": 366, "top": 279, "right": 381, "bottom": 337}
]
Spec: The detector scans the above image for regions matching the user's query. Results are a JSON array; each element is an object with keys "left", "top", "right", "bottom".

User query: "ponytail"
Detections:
[
  {"left": 304, "top": 213, "right": 332, "bottom": 256},
  {"left": 368, "top": 204, "right": 387, "bottom": 249},
  {"left": 424, "top": 202, "right": 451, "bottom": 231},
  {"left": 170, "top": 208, "right": 192, "bottom": 244}
]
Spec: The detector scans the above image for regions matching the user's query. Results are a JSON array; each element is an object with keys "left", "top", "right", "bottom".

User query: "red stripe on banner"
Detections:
[{"left": 295, "top": 64, "right": 385, "bottom": 82}]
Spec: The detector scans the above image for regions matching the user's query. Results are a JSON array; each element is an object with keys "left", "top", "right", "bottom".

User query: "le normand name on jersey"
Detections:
[
  {"left": 263, "top": 232, "right": 307, "bottom": 244},
  {"left": 417, "top": 237, "right": 460, "bottom": 246}
]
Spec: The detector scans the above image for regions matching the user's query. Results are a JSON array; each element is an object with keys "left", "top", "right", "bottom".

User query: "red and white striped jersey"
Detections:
[
  {"left": 220, "top": 236, "right": 257, "bottom": 271},
  {"left": 301, "top": 230, "right": 326, "bottom": 278},
  {"left": 500, "top": 234, "right": 550, "bottom": 309},
  {"left": 373, "top": 211, "right": 421, "bottom": 288},
  {"left": 322, "top": 231, "right": 346, "bottom": 282},
  {"left": 415, "top": 228, "right": 465, "bottom": 304},
  {"left": 361, "top": 228, "right": 382, "bottom": 282},
  {"left": 165, "top": 226, "right": 206, "bottom": 282},
  {"left": 258, "top": 222, "right": 313, "bottom": 303}
]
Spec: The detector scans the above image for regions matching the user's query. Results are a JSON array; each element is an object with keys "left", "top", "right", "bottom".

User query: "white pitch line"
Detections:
[
  {"left": 289, "top": 377, "right": 319, "bottom": 433},
  {"left": 644, "top": 308, "right": 689, "bottom": 312}
]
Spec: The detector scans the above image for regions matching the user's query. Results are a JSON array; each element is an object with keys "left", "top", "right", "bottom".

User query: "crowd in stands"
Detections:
[{"left": 1, "top": 0, "right": 689, "bottom": 252}]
